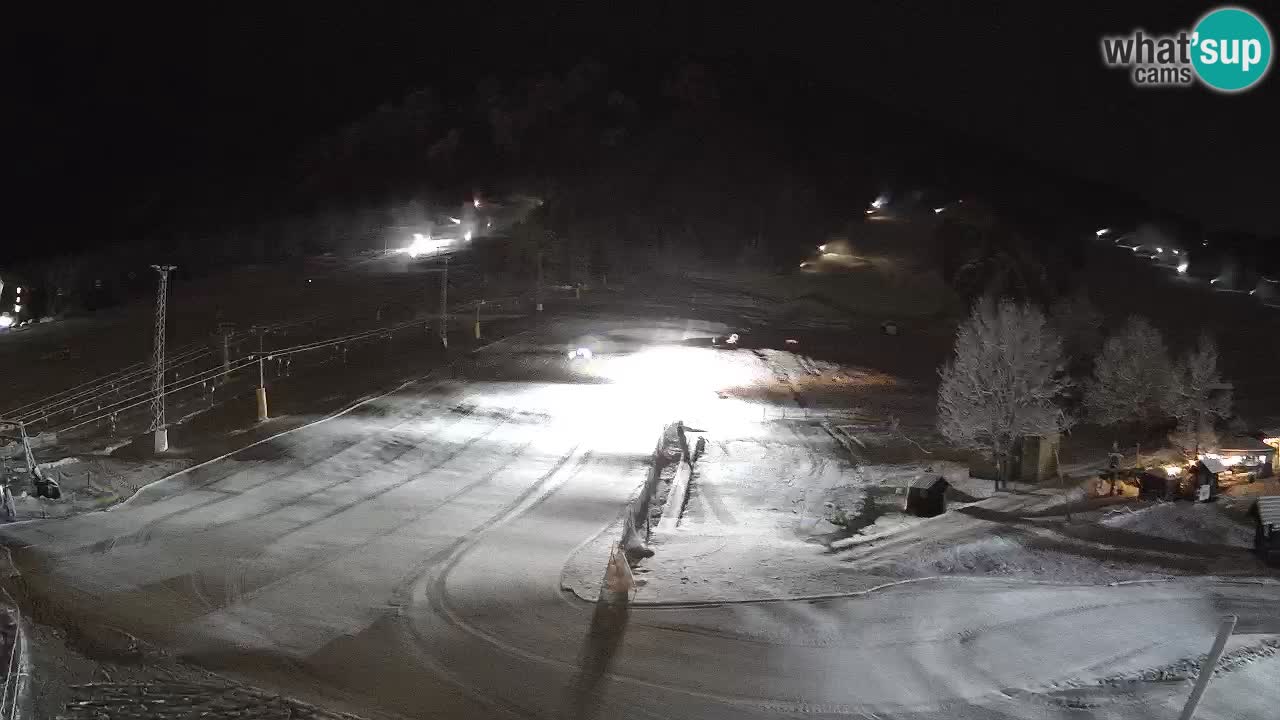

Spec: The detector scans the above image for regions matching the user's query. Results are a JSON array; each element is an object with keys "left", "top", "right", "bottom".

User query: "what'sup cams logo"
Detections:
[{"left": 1101, "top": 6, "right": 1272, "bottom": 92}]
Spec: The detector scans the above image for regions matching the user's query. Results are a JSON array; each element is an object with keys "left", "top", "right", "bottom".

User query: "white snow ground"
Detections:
[{"left": 6, "top": 309, "right": 1280, "bottom": 720}]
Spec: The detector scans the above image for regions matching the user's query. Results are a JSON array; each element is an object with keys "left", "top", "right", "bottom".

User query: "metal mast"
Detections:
[
  {"left": 535, "top": 249, "right": 544, "bottom": 312},
  {"left": 150, "top": 265, "right": 176, "bottom": 452},
  {"left": 439, "top": 255, "right": 448, "bottom": 349}
]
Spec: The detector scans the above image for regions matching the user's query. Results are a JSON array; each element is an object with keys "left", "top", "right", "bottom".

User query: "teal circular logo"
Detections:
[{"left": 1192, "top": 7, "right": 1273, "bottom": 92}]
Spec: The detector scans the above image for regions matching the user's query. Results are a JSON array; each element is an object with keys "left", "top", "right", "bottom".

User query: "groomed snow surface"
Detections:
[{"left": 6, "top": 288, "right": 1279, "bottom": 720}]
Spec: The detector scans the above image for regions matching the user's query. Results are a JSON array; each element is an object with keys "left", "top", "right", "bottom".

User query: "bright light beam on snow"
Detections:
[
  {"left": 404, "top": 232, "right": 452, "bottom": 258},
  {"left": 598, "top": 346, "right": 751, "bottom": 393}
]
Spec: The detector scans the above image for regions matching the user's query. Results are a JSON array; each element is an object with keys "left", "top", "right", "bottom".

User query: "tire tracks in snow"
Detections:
[
  {"left": 146, "top": 402, "right": 499, "bottom": 552},
  {"left": 189, "top": 430, "right": 542, "bottom": 614},
  {"left": 401, "top": 447, "right": 905, "bottom": 719},
  {"left": 100, "top": 408, "right": 519, "bottom": 620}
]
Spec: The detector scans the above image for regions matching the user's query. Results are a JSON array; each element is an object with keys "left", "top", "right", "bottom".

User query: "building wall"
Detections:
[{"left": 1019, "top": 433, "right": 1059, "bottom": 483}]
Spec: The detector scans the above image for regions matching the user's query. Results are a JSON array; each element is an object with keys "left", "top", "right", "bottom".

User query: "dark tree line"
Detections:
[{"left": 24, "top": 54, "right": 1276, "bottom": 317}]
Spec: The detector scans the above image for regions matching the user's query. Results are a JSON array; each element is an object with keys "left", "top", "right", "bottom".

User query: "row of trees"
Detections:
[
  {"left": 937, "top": 298, "right": 1232, "bottom": 488},
  {"left": 1085, "top": 317, "right": 1232, "bottom": 456}
]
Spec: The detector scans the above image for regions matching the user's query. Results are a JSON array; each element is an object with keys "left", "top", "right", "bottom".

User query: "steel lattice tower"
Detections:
[{"left": 149, "top": 265, "right": 176, "bottom": 450}]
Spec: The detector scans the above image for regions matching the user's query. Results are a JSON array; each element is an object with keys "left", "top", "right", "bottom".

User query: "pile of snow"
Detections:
[
  {"left": 91, "top": 439, "right": 132, "bottom": 456},
  {"left": 900, "top": 535, "right": 1033, "bottom": 574},
  {"left": 37, "top": 456, "right": 80, "bottom": 471},
  {"left": 829, "top": 512, "right": 925, "bottom": 549},
  {"left": 1101, "top": 502, "right": 1253, "bottom": 548}
]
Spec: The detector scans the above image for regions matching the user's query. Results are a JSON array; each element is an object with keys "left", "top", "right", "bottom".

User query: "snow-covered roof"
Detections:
[
  {"left": 1199, "top": 457, "right": 1227, "bottom": 474},
  {"left": 879, "top": 474, "right": 949, "bottom": 490},
  {"left": 1254, "top": 496, "right": 1280, "bottom": 528},
  {"left": 1217, "top": 436, "right": 1276, "bottom": 453}
]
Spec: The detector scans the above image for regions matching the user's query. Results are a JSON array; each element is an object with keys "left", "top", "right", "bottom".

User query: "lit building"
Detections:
[
  {"left": 1199, "top": 435, "right": 1277, "bottom": 480},
  {"left": 1263, "top": 428, "right": 1280, "bottom": 462}
]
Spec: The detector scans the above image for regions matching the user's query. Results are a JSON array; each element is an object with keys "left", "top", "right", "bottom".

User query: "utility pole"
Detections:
[
  {"left": 535, "top": 249, "right": 544, "bottom": 312},
  {"left": 254, "top": 327, "right": 268, "bottom": 421},
  {"left": 1194, "top": 407, "right": 1201, "bottom": 460},
  {"left": 1178, "top": 615, "right": 1237, "bottom": 720},
  {"left": 474, "top": 299, "right": 484, "bottom": 340},
  {"left": 214, "top": 321, "right": 233, "bottom": 385},
  {"left": 439, "top": 255, "right": 449, "bottom": 349},
  {"left": 1055, "top": 443, "right": 1071, "bottom": 523},
  {"left": 149, "top": 265, "right": 176, "bottom": 453}
]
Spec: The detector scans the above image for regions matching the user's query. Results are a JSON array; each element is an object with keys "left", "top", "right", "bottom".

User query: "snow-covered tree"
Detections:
[
  {"left": 1164, "top": 333, "right": 1232, "bottom": 457},
  {"left": 937, "top": 298, "right": 1071, "bottom": 489},
  {"left": 1084, "top": 316, "right": 1173, "bottom": 428}
]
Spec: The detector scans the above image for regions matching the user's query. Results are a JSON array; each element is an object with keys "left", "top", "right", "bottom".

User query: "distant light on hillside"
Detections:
[{"left": 1177, "top": 261, "right": 1189, "bottom": 274}]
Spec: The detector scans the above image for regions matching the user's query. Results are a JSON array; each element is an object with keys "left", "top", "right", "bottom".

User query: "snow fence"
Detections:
[
  {"left": 621, "top": 422, "right": 685, "bottom": 553},
  {"left": 605, "top": 422, "right": 687, "bottom": 601}
]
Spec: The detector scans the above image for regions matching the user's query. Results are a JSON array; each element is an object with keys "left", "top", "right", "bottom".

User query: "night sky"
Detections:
[{"left": 14, "top": 1, "right": 1280, "bottom": 261}]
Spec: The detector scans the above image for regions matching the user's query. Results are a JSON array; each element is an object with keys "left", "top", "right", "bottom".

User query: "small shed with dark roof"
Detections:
[
  {"left": 884, "top": 475, "right": 950, "bottom": 517},
  {"left": 1194, "top": 458, "right": 1225, "bottom": 501}
]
